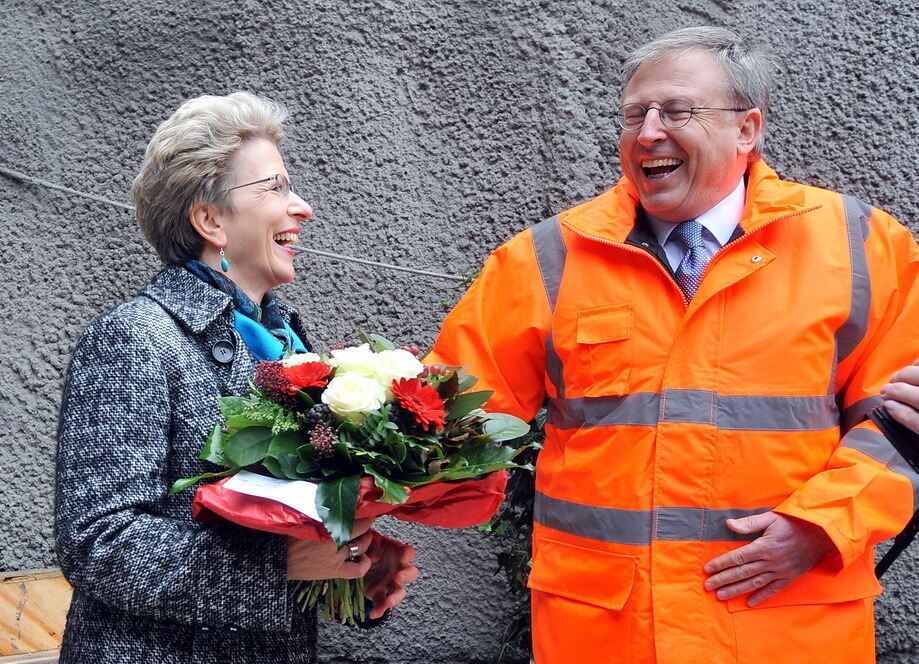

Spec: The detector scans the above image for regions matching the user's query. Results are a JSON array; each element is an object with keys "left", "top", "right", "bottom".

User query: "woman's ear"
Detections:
[{"left": 189, "top": 202, "right": 227, "bottom": 248}]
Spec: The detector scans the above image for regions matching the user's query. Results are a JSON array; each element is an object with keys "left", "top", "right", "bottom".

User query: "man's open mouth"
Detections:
[{"left": 642, "top": 158, "right": 683, "bottom": 179}]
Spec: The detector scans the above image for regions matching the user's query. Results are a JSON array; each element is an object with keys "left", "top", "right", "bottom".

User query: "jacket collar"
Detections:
[
  {"left": 142, "top": 265, "right": 234, "bottom": 334},
  {"left": 142, "top": 265, "right": 300, "bottom": 337},
  {"left": 558, "top": 160, "right": 813, "bottom": 243}
]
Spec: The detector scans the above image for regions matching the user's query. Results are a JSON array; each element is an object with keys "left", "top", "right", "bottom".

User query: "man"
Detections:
[
  {"left": 883, "top": 360, "right": 919, "bottom": 433},
  {"left": 429, "top": 27, "right": 919, "bottom": 664}
]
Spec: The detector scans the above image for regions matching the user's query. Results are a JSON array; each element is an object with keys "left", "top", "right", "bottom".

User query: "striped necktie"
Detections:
[{"left": 671, "top": 220, "right": 709, "bottom": 299}]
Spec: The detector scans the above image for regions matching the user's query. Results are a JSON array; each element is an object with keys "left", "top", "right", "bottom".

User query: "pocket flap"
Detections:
[
  {"left": 577, "top": 305, "right": 632, "bottom": 344},
  {"left": 527, "top": 537, "right": 637, "bottom": 610}
]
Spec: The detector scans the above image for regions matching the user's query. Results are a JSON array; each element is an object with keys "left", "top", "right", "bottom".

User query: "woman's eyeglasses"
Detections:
[{"left": 226, "top": 173, "right": 293, "bottom": 196}]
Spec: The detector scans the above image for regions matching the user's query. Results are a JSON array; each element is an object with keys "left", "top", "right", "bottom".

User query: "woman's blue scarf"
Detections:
[{"left": 184, "top": 260, "right": 308, "bottom": 361}]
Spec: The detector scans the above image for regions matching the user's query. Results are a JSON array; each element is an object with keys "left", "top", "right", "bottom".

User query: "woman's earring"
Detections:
[{"left": 220, "top": 247, "right": 230, "bottom": 273}]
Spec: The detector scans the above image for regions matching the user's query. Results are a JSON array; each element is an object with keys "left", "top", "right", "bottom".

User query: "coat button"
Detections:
[{"left": 211, "top": 340, "right": 235, "bottom": 364}]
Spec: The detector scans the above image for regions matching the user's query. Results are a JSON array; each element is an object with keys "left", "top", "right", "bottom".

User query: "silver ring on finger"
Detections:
[{"left": 346, "top": 543, "right": 361, "bottom": 563}]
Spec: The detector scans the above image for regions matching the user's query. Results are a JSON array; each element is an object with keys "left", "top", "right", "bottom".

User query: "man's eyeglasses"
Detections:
[
  {"left": 226, "top": 173, "right": 294, "bottom": 196},
  {"left": 615, "top": 100, "right": 751, "bottom": 131}
]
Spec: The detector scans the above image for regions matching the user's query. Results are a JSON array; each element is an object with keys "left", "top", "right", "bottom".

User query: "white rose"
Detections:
[
  {"left": 280, "top": 352, "right": 323, "bottom": 366},
  {"left": 329, "top": 343, "right": 377, "bottom": 377},
  {"left": 373, "top": 349, "right": 424, "bottom": 389},
  {"left": 321, "top": 374, "right": 387, "bottom": 423}
]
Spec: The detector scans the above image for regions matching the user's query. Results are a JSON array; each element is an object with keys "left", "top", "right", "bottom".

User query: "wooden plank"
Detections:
[{"left": 0, "top": 570, "right": 71, "bottom": 657}]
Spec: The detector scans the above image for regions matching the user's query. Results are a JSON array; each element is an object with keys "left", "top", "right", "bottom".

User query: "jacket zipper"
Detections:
[{"left": 561, "top": 205, "right": 821, "bottom": 308}]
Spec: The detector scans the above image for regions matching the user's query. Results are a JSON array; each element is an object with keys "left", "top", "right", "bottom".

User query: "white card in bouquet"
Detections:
[{"left": 223, "top": 470, "right": 321, "bottom": 521}]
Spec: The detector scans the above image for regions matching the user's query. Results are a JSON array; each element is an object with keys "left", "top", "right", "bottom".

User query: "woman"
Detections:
[{"left": 54, "top": 92, "right": 417, "bottom": 663}]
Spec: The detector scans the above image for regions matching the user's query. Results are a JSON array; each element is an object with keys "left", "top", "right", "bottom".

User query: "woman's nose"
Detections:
[{"left": 288, "top": 192, "right": 313, "bottom": 221}]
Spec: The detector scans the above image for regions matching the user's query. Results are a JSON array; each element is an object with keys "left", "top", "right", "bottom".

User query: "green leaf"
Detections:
[
  {"left": 436, "top": 371, "right": 460, "bottom": 400},
  {"left": 369, "top": 333, "right": 397, "bottom": 351},
  {"left": 297, "top": 390, "right": 315, "bottom": 408},
  {"left": 200, "top": 424, "right": 226, "bottom": 465},
  {"left": 296, "top": 455, "right": 318, "bottom": 476},
  {"left": 316, "top": 474, "right": 361, "bottom": 547},
  {"left": 167, "top": 467, "right": 241, "bottom": 495},
  {"left": 268, "top": 430, "right": 302, "bottom": 456},
  {"left": 362, "top": 464, "right": 409, "bottom": 504},
  {"left": 219, "top": 396, "right": 250, "bottom": 419},
  {"left": 446, "top": 390, "right": 494, "bottom": 420},
  {"left": 387, "top": 437, "right": 408, "bottom": 464},
  {"left": 456, "top": 444, "right": 518, "bottom": 466},
  {"left": 332, "top": 440, "right": 353, "bottom": 464},
  {"left": 224, "top": 426, "right": 273, "bottom": 466},
  {"left": 263, "top": 453, "right": 302, "bottom": 480},
  {"left": 168, "top": 475, "right": 204, "bottom": 495},
  {"left": 435, "top": 444, "right": 521, "bottom": 481},
  {"left": 481, "top": 413, "right": 531, "bottom": 442},
  {"left": 349, "top": 448, "right": 396, "bottom": 465},
  {"left": 457, "top": 371, "right": 478, "bottom": 393}
]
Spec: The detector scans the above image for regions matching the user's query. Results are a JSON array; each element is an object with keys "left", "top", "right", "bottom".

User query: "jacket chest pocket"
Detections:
[{"left": 575, "top": 304, "right": 633, "bottom": 396}]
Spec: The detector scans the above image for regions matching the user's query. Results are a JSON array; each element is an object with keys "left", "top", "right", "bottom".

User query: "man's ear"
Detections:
[
  {"left": 189, "top": 202, "right": 227, "bottom": 248},
  {"left": 737, "top": 108, "right": 763, "bottom": 157}
]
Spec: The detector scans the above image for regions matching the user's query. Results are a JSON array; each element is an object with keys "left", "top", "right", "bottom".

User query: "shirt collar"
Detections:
[{"left": 646, "top": 177, "right": 746, "bottom": 249}]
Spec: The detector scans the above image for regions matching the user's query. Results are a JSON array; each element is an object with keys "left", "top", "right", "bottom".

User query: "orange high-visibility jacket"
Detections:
[{"left": 430, "top": 160, "right": 919, "bottom": 664}]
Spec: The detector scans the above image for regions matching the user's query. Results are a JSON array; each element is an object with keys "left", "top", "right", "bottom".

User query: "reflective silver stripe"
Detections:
[
  {"left": 531, "top": 215, "right": 568, "bottom": 397},
  {"left": 536, "top": 492, "right": 650, "bottom": 545},
  {"left": 549, "top": 392, "right": 659, "bottom": 428},
  {"left": 717, "top": 393, "right": 838, "bottom": 431},
  {"left": 836, "top": 196, "right": 873, "bottom": 363},
  {"left": 549, "top": 389, "right": 838, "bottom": 431},
  {"left": 545, "top": 330, "right": 566, "bottom": 399},
  {"left": 531, "top": 215, "right": 566, "bottom": 310},
  {"left": 842, "top": 395, "right": 884, "bottom": 434},
  {"left": 841, "top": 427, "right": 919, "bottom": 505},
  {"left": 654, "top": 506, "right": 767, "bottom": 542},
  {"left": 535, "top": 492, "right": 769, "bottom": 543}
]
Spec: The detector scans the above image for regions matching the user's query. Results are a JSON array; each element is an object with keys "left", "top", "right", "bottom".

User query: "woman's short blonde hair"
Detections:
[{"left": 132, "top": 92, "right": 288, "bottom": 264}]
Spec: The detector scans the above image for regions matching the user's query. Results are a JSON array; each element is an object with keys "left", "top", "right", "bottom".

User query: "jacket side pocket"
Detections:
[{"left": 527, "top": 536, "right": 637, "bottom": 610}]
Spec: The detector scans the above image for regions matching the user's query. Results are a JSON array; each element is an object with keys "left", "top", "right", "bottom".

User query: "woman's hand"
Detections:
[
  {"left": 363, "top": 532, "right": 420, "bottom": 618},
  {"left": 286, "top": 517, "right": 375, "bottom": 580},
  {"left": 881, "top": 359, "right": 919, "bottom": 434}
]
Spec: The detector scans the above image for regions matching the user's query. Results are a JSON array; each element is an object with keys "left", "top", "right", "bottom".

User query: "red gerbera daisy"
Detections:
[
  {"left": 391, "top": 377, "right": 447, "bottom": 432},
  {"left": 281, "top": 361, "right": 333, "bottom": 392}
]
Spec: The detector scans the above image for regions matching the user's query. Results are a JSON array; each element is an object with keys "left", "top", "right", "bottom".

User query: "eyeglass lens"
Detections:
[
  {"left": 618, "top": 101, "right": 693, "bottom": 129},
  {"left": 275, "top": 174, "right": 293, "bottom": 196}
]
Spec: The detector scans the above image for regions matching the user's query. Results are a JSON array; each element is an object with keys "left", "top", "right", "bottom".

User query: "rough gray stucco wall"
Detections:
[{"left": 1, "top": 1, "right": 917, "bottom": 662}]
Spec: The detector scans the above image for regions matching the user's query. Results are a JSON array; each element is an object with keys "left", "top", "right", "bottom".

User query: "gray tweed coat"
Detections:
[{"left": 55, "top": 266, "right": 317, "bottom": 663}]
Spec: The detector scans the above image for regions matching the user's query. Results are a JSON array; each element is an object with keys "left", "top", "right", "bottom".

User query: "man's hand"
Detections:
[
  {"left": 703, "top": 512, "right": 835, "bottom": 607},
  {"left": 363, "top": 531, "right": 419, "bottom": 618},
  {"left": 881, "top": 359, "right": 919, "bottom": 434}
]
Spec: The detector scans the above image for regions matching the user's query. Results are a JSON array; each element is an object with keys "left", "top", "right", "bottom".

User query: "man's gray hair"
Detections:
[
  {"left": 622, "top": 27, "right": 775, "bottom": 157},
  {"left": 132, "top": 92, "right": 288, "bottom": 264}
]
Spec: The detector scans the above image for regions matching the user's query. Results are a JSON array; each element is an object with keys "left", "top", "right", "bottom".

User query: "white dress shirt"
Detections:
[{"left": 646, "top": 177, "right": 746, "bottom": 272}]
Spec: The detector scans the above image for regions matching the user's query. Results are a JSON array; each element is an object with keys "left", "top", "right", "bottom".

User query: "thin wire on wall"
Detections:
[{"left": 0, "top": 166, "right": 468, "bottom": 283}]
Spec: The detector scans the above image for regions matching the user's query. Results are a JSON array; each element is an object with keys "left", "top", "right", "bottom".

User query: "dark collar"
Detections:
[
  {"left": 142, "top": 265, "right": 234, "bottom": 334},
  {"left": 142, "top": 265, "right": 305, "bottom": 344}
]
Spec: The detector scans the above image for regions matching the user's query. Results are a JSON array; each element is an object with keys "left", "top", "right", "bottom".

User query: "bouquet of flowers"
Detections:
[{"left": 171, "top": 333, "right": 531, "bottom": 623}]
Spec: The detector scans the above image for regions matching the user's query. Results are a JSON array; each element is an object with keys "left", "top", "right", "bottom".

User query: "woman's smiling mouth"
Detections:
[{"left": 273, "top": 231, "right": 298, "bottom": 246}]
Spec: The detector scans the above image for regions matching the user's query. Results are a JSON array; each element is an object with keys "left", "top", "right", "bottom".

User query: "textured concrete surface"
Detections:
[{"left": 1, "top": 1, "right": 917, "bottom": 662}]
